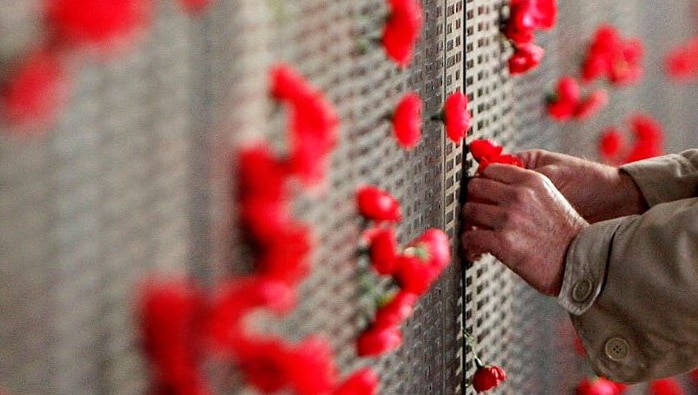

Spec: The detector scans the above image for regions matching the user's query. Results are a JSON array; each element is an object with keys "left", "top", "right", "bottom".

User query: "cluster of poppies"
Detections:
[
  {"left": 502, "top": 0, "right": 557, "bottom": 75},
  {"left": 354, "top": 185, "right": 451, "bottom": 356},
  {"left": 139, "top": 64, "right": 381, "bottom": 395},
  {"left": 546, "top": 25, "right": 643, "bottom": 122},
  {"left": 0, "top": 0, "right": 210, "bottom": 134},
  {"left": 597, "top": 113, "right": 664, "bottom": 166}
]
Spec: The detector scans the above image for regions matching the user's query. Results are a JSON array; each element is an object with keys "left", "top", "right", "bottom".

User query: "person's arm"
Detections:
[
  {"left": 560, "top": 197, "right": 698, "bottom": 383},
  {"left": 620, "top": 149, "right": 698, "bottom": 207}
]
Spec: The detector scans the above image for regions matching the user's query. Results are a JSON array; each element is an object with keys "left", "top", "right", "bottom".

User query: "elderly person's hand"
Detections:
[
  {"left": 461, "top": 164, "right": 588, "bottom": 296},
  {"left": 518, "top": 150, "right": 648, "bottom": 223}
]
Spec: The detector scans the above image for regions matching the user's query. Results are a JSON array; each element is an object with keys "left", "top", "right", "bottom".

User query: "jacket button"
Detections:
[
  {"left": 571, "top": 279, "right": 593, "bottom": 302},
  {"left": 604, "top": 337, "right": 629, "bottom": 361}
]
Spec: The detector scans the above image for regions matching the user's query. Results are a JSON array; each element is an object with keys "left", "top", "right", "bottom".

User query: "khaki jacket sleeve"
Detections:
[
  {"left": 557, "top": 150, "right": 698, "bottom": 383},
  {"left": 620, "top": 149, "right": 698, "bottom": 207}
]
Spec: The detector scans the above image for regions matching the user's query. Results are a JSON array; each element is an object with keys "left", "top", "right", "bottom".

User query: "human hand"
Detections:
[
  {"left": 461, "top": 164, "right": 589, "bottom": 296},
  {"left": 517, "top": 149, "right": 648, "bottom": 223}
]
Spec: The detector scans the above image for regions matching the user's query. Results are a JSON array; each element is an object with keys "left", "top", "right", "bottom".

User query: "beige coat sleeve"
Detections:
[{"left": 557, "top": 149, "right": 698, "bottom": 383}]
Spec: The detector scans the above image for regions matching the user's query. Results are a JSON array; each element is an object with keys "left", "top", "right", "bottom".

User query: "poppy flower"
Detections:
[
  {"left": 138, "top": 279, "right": 211, "bottom": 395},
  {"left": 381, "top": 0, "right": 423, "bottom": 67},
  {"left": 598, "top": 128, "right": 625, "bottom": 164},
  {"left": 392, "top": 92, "right": 423, "bottom": 149},
  {"left": 508, "top": 43, "right": 544, "bottom": 75},
  {"left": 503, "top": 0, "right": 556, "bottom": 45},
  {"left": 208, "top": 276, "right": 296, "bottom": 353},
  {"left": 434, "top": 91, "right": 471, "bottom": 144},
  {"left": 665, "top": 37, "right": 698, "bottom": 81},
  {"left": 472, "top": 364, "right": 507, "bottom": 393},
  {"left": 648, "top": 378, "right": 685, "bottom": 395},
  {"left": 374, "top": 291, "right": 418, "bottom": 327},
  {"left": 0, "top": 50, "right": 68, "bottom": 129},
  {"left": 255, "top": 224, "right": 312, "bottom": 286},
  {"left": 238, "top": 198, "right": 291, "bottom": 246},
  {"left": 575, "top": 376, "right": 625, "bottom": 395},
  {"left": 334, "top": 368, "right": 379, "bottom": 395},
  {"left": 625, "top": 113, "right": 663, "bottom": 163},
  {"left": 469, "top": 138, "right": 503, "bottom": 163},
  {"left": 232, "top": 337, "right": 295, "bottom": 393},
  {"left": 356, "top": 186, "right": 402, "bottom": 222},
  {"left": 237, "top": 144, "right": 289, "bottom": 202},
  {"left": 546, "top": 76, "right": 580, "bottom": 121},
  {"left": 581, "top": 24, "right": 644, "bottom": 86},
  {"left": 45, "top": 0, "right": 151, "bottom": 46},
  {"left": 269, "top": 63, "right": 339, "bottom": 186},
  {"left": 469, "top": 139, "right": 523, "bottom": 174},
  {"left": 356, "top": 324, "right": 403, "bottom": 356},
  {"left": 286, "top": 336, "right": 338, "bottom": 395},
  {"left": 574, "top": 89, "right": 608, "bottom": 119},
  {"left": 368, "top": 226, "right": 399, "bottom": 275},
  {"left": 395, "top": 228, "right": 451, "bottom": 295}
]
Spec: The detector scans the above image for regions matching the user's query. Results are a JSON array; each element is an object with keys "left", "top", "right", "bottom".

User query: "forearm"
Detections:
[{"left": 559, "top": 197, "right": 698, "bottom": 383}]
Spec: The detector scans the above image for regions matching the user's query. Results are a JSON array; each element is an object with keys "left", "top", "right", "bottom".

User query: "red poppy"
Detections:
[
  {"left": 0, "top": 51, "right": 68, "bottom": 129},
  {"left": 609, "top": 38, "right": 644, "bottom": 86},
  {"left": 395, "top": 228, "right": 451, "bottom": 295},
  {"left": 581, "top": 24, "right": 644, "bottom": 86},
  {"left": 374, "top": 291, "right": 418, "bottom": 327},
  {"left": 269, "top": 63, "right": 339, "bottom": 186},
  {"left": 255, "top": 224, "right": 312, "bottom": 286},
  {"left": 508, "top": 43, "right": 544, "bottom": 75},
  {"left": 648, "top": 378, "right": 685, "bottom": 395},
  {"left": 334, "top": 368, "right": 379, "bottom": 395},
  {"left": 238, "top": 198, "right": 291, "bottom": 246},
  {"left": 45, "top": 0, "right": 151, "bottom": 46},
  {"left": 237, "top": 144, "right": 289, "bottom": 202},
  {"left": 575, "top": 377, "right": 623, "bottom": 395},
  {"left": 392, "top": 92, "right": 423, "bottom": 149},
  {"left": 665, "top": 37, "right": 698, "bottom": 81},
  {"left": 469, "top": 139, "right": 523, "bottom": 174},
  {"left": 368, "top": 226, "right": 399, "bottom": 275},
  {"left": 286, "top": 336, "right": 338, "bottom": 395},
  {"left": 356, "top": 324, "right": 403, "bottom": 356},
  {"left": 504, "top": 0, "right": 556, "bottom": 44},
  {"left": 472, "top": 364, "right": 507, "bottom": 393},
  {"left": 574, "top": 89, "right": 608, "bottom": 119},
  {"left": 232, "top": 337, "right": 295, "bottom": 393},
  {"left": 138, "top": 279, "right": 211, "bottom": 395},
  {"left": 598, "top": 127, "right": 625, "bottom": 164},
  {"left": 625, "top": 113, "right": 663, "bottom": 163},
  {"left": 546, "top": 76, "right": 580, "bottom": 121},
  {"left": 438, "top": 91, "right": 471, "bottom": 144},
  {"left": 469, "top": 138, "right": 503, "bottom": 163},
  {"left": 382, "top": 0, "right": 423, "bottom": 67},
  {"left": 208, "top": 276, "right": 296, "bottom": 353},
  {"left": 356, "top": 185, "right": 402, "bottom": 222},
  {"left": 177, "top": 0, "right": 211, "bottom": 14}
]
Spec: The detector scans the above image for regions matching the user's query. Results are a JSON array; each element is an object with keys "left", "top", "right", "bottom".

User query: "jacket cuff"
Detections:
[
  {"left": 620, "top": 152, "right": 698, "bottom": 207},
  {"left": 557, "top": 217, "right": 625, "bottom": 315}
]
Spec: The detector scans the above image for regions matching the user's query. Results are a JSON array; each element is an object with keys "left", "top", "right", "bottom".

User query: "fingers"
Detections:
[
  {"left": 481, "top": 163, "right": 536, "bottom": 185},
  {"left": 466, "top": 177, "right": 515, "bottom": 204},
  {"left": 462, "top": 201, "right": 503, "bottom": 229},
  {"left": 461, "top": 227, "right": 499, "bottom": 262}
]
